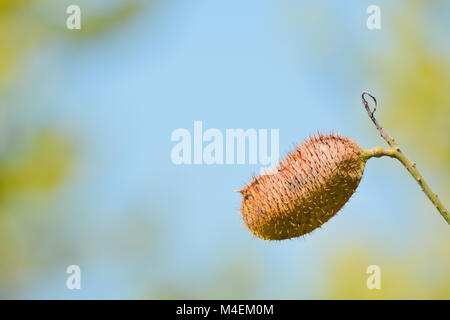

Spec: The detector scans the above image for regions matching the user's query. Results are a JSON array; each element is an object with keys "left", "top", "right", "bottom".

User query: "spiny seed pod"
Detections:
[{"left": 239, "top": 133, "right": 366, "bottom": 240}]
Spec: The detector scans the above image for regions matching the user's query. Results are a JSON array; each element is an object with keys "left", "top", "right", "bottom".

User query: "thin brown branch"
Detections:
[{"left": 361, "top": 92, "right": 449, "bottom": 225}]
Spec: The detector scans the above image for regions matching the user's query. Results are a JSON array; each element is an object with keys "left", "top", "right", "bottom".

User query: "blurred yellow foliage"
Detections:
[
  {"left": 0, "top": 131, "right": 72, "bottom": 200},
  {"left": 372, "top": 1, "right": 450, "bottom": 173},
  {"left": 0, "top": 130, "right": 73, "bottom": 294},
  {"left": 0, "top": 0, "right": 144, "bottom": 293},
  {"left": 0, "top": 0, "right": 26, "bottom": 13},
  {"left": 0, "top": 1, "right": 44, "bottom": 87},
  {"left": 322, "top": 239, "right": 450, "bottom": 299},
  {"left": 0, "top": 0, "right": 144, "bottom": 87}
]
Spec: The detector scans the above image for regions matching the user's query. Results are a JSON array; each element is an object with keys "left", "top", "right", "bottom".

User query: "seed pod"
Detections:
[{"left": 239, "top": 133, "right": 366, "bottom": 240}]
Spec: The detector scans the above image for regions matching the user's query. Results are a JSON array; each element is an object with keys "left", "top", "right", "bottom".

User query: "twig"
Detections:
[{"left": 359, "top": 92, "right": 449, "bottom": 225}]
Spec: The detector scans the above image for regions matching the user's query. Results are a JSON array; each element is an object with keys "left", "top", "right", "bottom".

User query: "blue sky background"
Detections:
[{"left": 3, "top": 0, "right": 449, "bottom": 299}]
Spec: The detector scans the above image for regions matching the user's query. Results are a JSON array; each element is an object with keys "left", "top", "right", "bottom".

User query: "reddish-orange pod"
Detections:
[{"left": 239, "top": 133, "right": 366, "bottom": 240}]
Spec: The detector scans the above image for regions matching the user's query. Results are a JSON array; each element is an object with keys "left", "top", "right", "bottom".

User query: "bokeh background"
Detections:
[{"left": 0, "top": 0, "right": 449, "bottom": 299}]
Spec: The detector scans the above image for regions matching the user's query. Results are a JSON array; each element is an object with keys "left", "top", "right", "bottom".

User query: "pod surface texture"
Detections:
[{"left": 240, "top": 134, "right": 366, "bottom": 240}]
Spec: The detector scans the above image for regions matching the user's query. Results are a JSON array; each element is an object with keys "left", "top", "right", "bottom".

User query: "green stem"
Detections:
[{"left": 360, "top": 92, "right": 449, "bottom": 225}]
